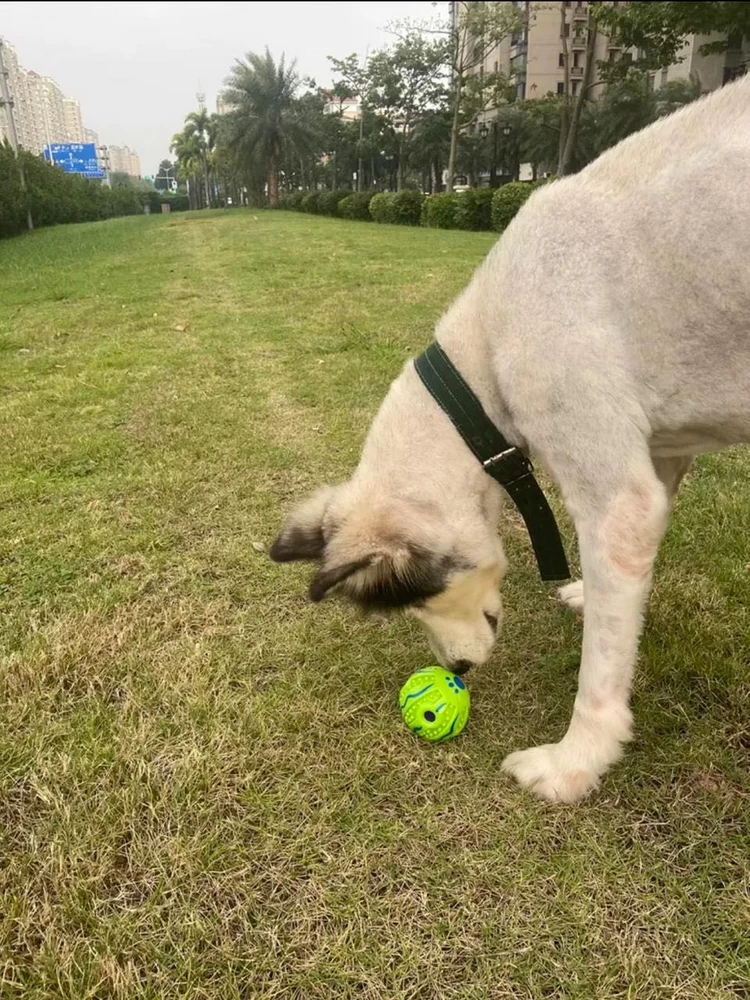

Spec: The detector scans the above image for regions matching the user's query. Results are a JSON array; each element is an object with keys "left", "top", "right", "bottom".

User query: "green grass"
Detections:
[{"left": 1, "top": 209, "right": 748, "bottom": 999}]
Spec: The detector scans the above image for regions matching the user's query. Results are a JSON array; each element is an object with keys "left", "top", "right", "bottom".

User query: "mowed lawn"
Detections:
[{"left": 1, "top": 209, "right": 749, "bottom": 1000}]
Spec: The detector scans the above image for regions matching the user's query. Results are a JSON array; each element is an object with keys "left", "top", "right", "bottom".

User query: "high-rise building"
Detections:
[
  {"left": 454, "top": 2, "right": 749, "bottom": 107},
  {"left": 108, "top": 144, "right": 141, "bottom": 178},
  {"left": 62, "top": 97, "right": 85, "bottom": 143},
  {"left": 1, "top": 36, "right": 97, "bottom": 155}
]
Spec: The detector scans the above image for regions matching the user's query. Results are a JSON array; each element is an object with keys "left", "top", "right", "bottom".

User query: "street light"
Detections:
[
  {"left": 479, "top": 121, "right": 501, "bottom": 188},
  {"left": 502, "top": 124, "right": 513, "bottom": 138}
]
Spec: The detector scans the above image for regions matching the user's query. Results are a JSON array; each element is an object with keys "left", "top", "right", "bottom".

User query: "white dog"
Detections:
[{"left": 271, "top": 75, "right": 750, "bottom": 803}]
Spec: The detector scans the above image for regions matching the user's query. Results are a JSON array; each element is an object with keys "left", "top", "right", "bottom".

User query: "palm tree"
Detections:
[
  {"left": 170, "top": 128, "right": 203, "bottom": 209},
  {"left": 181, "top": 108, "right": 216, "bottom": 208},
  {"left": 221, "top": 48, "right": 315, "bottom": 206}
]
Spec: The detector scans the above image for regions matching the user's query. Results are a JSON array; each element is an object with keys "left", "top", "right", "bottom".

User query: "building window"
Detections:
[
  {"left": 557, "top": 81, "right": 565, "bottom": 95},
  {"left": 572, "top": 80, "right": 581, "bottom": 96},
  {"left": 563, "top": 23, "right": 570, "bottom": 37},
  {"left": 558, "top": 52, "right": 565, "bottom": 67},
  {"left": 494, "top": 60, "right": 499, "bottom": 73},
  {"left": 573, "top": 51, "right": 581, "bottom": 68}
]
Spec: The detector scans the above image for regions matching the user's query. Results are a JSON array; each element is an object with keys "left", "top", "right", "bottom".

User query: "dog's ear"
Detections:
[
  {"left": 309, "top": 556, "right": 374, "bottom": 602},
  {"left": 269, "top": 486, "right": 337, "bottom": 563}
]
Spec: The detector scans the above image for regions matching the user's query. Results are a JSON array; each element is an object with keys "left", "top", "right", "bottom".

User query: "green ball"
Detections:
[{"left": 399, "top": 666, "right": 470, "bottom": 743}]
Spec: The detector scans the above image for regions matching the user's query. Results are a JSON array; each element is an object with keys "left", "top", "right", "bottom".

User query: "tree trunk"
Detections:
[
  {"left": 446, "top": 73, "right": 463, "bottom": 194},
  {"left": 268, "top": 160, "right": 280, "bottom": 207},
  {"left": 202, "top": 152, "right": 211, "bottom": 208},
  {"left": 396, "top": 137, "right": 405, "bottom": 192},
  {"left": 357, "top": 108, "right": 365, "bottom": 192},
  {"left": 560, "top": 9, "right": 598, "bottom": 176},
  {"left": 557, "top": 1, "right": 571, "bottom": 175}
]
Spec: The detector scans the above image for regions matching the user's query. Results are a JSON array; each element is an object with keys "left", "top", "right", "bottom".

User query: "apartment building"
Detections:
[
  {"left": 505, "top": 1, "right": 623, "bottom": 102},
  {"left": 108, "top": 144, "right": 141, "bottom": 179},
  {"left": 62, "top": 96, "right": 85, "bottom": 143},
  {"left": 454, "top": 2, "right": 749, "bottom": 105},
  {"left": 0, "top": 37, "right": 86, "bottom": 153}
]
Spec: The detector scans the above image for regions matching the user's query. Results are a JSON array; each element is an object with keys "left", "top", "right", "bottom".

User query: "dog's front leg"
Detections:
[{"left": 503, "top": 461, "right": 670, "bottom": 803}]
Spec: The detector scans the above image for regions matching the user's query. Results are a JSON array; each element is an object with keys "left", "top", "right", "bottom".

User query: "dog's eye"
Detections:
[{"left": 484, "top": 612, "right": 498, "bottom": 632}]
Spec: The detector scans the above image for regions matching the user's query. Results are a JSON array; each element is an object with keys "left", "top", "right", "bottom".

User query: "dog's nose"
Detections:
[{"left": 452, "top": 659, "right": 473, "bottom": 676}]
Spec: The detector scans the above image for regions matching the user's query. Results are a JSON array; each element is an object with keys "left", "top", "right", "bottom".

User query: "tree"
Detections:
[
  {"left": 183, "top": 108, "right": 215, "bottom": 208},
  {"left": 558, "top": 1, "right": 600, "bottom": 175},
  {"left": 442, "top": 2, "right": 520, "bottom": 191},
  {"left": 222, "top": 48, "right": 315, "bottom": 207},
  {"left": 365, "top": 30, "right": 446, "bottom": 190},
  {"left": 329, "top": 52, "right": 370, "bottom": 191},
  {"left": 596, "top": 2, "right": 750, "bottom": 76},
  {"left": 170, "top": 128, "right": 203, "bottom": 209},
  {"left": 410, "top": 109, "right": 452, "bottom": 192},
  {"left": 592, "top": 69, "right": 702, "bottom": 153},
  {"left": 155, "top": 159, "right": 177, "bottom": 193}
]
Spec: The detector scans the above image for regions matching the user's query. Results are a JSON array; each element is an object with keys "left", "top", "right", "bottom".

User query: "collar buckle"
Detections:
[{"left": 482, "top": 446, "right": 533, "bottom": 486}]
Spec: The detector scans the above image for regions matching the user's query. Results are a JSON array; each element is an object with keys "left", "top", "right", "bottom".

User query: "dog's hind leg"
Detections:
[
  {"left": 503, "top": 438, "right": 671, "bottom": 803},
  {"left": 555, "top": 455, "right": 691, "bottom": 618}
]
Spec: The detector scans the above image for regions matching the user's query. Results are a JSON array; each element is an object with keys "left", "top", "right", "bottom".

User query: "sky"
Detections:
[{"left": 2, "top": 0, "right": 438, "bottom": 176}]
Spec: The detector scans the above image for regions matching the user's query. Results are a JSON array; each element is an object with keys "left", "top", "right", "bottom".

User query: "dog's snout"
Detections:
[{"left": 452, "top": 659, "right": 473, "bottom": 676}]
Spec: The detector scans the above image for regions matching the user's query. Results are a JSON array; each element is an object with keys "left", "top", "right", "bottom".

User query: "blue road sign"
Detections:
[{"left": 44, "top": 143, "right": 105, "bottom": 180}]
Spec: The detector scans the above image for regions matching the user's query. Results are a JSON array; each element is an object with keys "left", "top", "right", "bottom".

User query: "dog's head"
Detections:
[{"left": 269, "top": 482, "right": 507, "bottom": 672}]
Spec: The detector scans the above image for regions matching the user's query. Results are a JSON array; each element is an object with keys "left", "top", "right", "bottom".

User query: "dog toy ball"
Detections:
[{"left": 399, "top": 666, "right": 470, "bottom": 743}]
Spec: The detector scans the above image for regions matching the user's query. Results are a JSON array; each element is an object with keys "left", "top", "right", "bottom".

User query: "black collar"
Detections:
[{"left": 414, "top": 342, "right": 570, "bottom": 583}]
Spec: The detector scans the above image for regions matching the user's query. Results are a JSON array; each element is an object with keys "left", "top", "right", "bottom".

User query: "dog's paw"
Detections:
[
  {"left": 557, "top": 579, "right": 584, "bottom": 615},
  {"left": 501, "top": 743, "right": 600, "bottom": 804}
]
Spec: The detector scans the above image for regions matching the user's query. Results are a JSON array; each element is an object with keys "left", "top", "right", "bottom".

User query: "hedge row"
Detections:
[
  {"left": 0, "top": 146, "right": 186, "bottom": 239},
  {"left": 277, "top": 180, "right": 551, "bottom": 233}
]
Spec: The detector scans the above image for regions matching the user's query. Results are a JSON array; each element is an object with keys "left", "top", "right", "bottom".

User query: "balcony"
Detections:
[{"left": 570, "top": 65, "right": 584, "bottom": 78}]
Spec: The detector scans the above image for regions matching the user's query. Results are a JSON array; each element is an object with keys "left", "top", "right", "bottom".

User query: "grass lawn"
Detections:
[{"left": 1, "top": 208, "right": 749, "bottom": 999}]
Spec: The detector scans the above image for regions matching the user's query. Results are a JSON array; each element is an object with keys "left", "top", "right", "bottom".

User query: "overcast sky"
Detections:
[{"left": 2, "top": 1, "right": 438, "bottom": 175}]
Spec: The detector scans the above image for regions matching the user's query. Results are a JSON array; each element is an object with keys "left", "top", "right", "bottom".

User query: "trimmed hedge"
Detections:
[
  {"left": 455, "top": 188, "right": 495, "bottom": 231},
  {"left": 491, "top": 181, "right": 535, "bottom": 232},
  {"left": 301, "top": 191, "right": 322, "bottom": 214},
  {"left": 1, "top": 145, "right": 151, "bottom": 239},
  {"left": 275, "top": 181, "right": 549, "bottom": 233},
  {"left": 368, "top": 192, "right": 392, "bottom": 223},
  {"left": 421, "top": 193, "right": 460, "bottom": 229},
  {"left": 390, "top": 190, "right": 424, "bottom": 226},
  {"left": 369, "top": 190, "right": 425, "bottom": 226},
  {"left": 317, "top": 189, "right": 350, "bottom": 216},
  {"left": 338, "top": 192, "right": 373, "bottom": 220}
]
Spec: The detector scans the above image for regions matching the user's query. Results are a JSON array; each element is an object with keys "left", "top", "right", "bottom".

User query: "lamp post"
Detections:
[
  {"left": 381, "top": 150, "right": 395, "bottom": 190},
  {"left": 479, "top": 120, "right": 502, "bottom": 188},
  {"left": 501, "top": 124, "right": 513, "bottom": 182}
]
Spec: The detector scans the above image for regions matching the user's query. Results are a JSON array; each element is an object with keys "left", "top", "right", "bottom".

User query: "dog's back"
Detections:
[{"left": 479, "top": 75, "right": 750, "bottom": 454}]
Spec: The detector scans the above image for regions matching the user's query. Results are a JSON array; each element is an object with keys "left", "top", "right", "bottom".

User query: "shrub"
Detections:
[
  {"left": 491, "top": 181, "right": 535, "bottom": 232},
  {"left": 301, "top": 191, "right": 321, "bottom": 214},
  {"left": 161, "top": 194, "right": 190, "bottom": 212},
  {"left": 317, "top": 189, "right": 349, "bottom": 216},
  {"left": 339, "top": 192, "right": 373, "bottom": 220},
  {"left": 455, "top": 188, "right": 495, "bottom": 231},
  {"left": 421, "top": 193, "right": 460, "bottom": 229},
  {"left": 369, "top": 192, "right": 394, "bottom": 224},
  {"left": 390, "top": 189, "right": 423, "bottom": 226},
  {"left": 0, "top": 145, "right": 167, "bottom": 239},
  {"left": 284, "top": 190, "right": 306, "bottom": 211}
]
